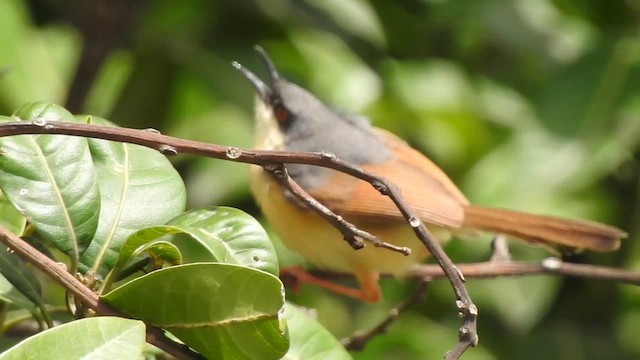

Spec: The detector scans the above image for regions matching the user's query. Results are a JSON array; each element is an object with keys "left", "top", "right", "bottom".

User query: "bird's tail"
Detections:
[{"left": 462, "top": 206, "right": 626, "bottom": 252}]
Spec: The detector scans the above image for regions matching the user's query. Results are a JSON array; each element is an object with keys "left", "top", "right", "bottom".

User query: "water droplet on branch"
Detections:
[{"left": 226, "top": 147, "right": 241, "bottom": 159}]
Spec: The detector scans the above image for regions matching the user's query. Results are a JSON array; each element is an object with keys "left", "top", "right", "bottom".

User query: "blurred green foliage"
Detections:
[{"left": 1, "top": 0, "right": 639, "bottom": 359}]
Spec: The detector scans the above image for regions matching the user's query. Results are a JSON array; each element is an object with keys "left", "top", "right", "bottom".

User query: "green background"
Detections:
[{"left": 1, "top": 1, "right": 639, "bottom": 359}]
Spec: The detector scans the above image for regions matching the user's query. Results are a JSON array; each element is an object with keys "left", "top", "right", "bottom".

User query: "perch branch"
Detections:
[
  {"left": 263, "top": 163, "right": 411, "bottom": 255},
  {"left": 0, "top": 225, "right": 203, "bottom": 360},
  {"left": 304, "top": 258, "right": 640, "bottom": 285},
  {"left": 410, "top": 257, "right": 640, "bottom": 284}
]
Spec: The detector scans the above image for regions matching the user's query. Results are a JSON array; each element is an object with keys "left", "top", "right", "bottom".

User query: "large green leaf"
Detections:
[
  {"left": 168, "top": 207, "right": 279, "bottom": 275},
  {"left": 0, "top": 103, "right": 100, "bottom": 265},
  {"left": 0, "top": 317, "right": 145, "bottom": 360},
  {"left": 78, "top": 115, "right": 186, "bottom": 277},
  {"left": 282, "top": 303, "right": 352, "bottom": 360},
  {"left": 102, "top": 263, "right": 289, "bottom": 360}
]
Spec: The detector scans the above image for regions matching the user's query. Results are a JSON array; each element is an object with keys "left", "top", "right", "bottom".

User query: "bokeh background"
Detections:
[{"left": 1, "top": 1, "right": 639, "bottom": 359}]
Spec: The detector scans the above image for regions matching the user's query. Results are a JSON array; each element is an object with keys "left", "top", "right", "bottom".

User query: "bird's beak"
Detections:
[
  {"left": 233, "top": 45, "right": 281, "bottom": 103},
  {"left": 232, "top": 60, "right": 271, "bottom": 102}
]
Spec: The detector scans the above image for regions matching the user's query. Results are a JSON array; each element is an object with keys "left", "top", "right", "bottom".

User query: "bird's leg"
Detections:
[{"left": 280, "top": 266, "right": 381, "bottom": 302}]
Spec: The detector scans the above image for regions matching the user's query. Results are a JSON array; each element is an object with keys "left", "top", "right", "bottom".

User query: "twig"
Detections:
[
  {"left": 489, "top": 234, "right": 511, "bottom": 262},
  {"left": 410, "top": 257, "right": 640, "bottom": 284},
  {"left": 0, "top": 225, "right": 203, "bottom": 360},
  {"left": 0, "top": 120, "right": 477, "bottom": 357},
  {"left": 306, "top": 258, "right": 640, "bottom": 285},
  {"left": 342, "top": 278, "right": 430, "bottom": 351},
  {"left": 264, "top": 163, "right": 411, "bottom": 255}
]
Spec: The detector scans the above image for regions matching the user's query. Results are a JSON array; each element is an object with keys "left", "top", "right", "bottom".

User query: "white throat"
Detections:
[{"left": 253, "top": 98, "right": 285, "bottom": 151}]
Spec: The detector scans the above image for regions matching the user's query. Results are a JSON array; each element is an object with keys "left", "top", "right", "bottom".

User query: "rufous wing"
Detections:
[{"left": 306, "top": 129, "right": 469, "bottom": 228}]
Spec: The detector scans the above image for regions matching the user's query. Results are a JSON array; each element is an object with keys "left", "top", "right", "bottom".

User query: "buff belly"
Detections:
[{"left": 250, "top": 166, "right": 451, "bottom": 277}]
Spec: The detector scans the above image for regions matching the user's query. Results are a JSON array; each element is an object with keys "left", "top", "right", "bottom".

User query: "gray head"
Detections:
[{"left": 233, "top": 46, "right": 392, "bottom": 189}]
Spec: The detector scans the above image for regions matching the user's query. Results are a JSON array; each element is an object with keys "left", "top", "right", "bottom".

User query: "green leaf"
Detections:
[
  {"left": 102, "top": 263, "right": 289, "bottom": 360},
  {"left": 1, "top": 308, "right": 37, "bottom": 333},
  {"left": 0, "top": 275, "right": 34, "bottom": 311},
  {"left": 282, "top": 303, "right": 352, "bottom": 360},
  {"left": 78, "top": 115, "right": 186, "bottom": 277},
  {"left": 168, "top": 207, "right": 279, "bottom": 275},
  {"left": 129, "top": 240, "right": 182, "bottom": 268},
  {"left": 0, "top": 251, "right": 42, "bottom": 309},
  {"left": 110, "top": 207, "right": 278, "bottom": 281},
  {"left": 111, "top": 226, "right": 183, "bottom": 272},
  {"left": 0, "top": 192, "right": 26, "bottom": 236},
  {"left": 0, "top": 103, "right": 100, "bottom": 264},
  {"left": 0, "top": 317, "right": 146, "bottom": 360}
]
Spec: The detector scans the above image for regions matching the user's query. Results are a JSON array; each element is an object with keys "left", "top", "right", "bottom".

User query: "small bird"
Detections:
[{"left": 234, "top": 47, "right": 627, "bottom": 302}]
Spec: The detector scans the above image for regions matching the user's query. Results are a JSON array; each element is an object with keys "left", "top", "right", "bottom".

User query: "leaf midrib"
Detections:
[
  {"left": 91, "top": 143, "right": 130, "bottom": 274},
  {"left": 29, "top": 134, "right": 78, "bottom": 269}
]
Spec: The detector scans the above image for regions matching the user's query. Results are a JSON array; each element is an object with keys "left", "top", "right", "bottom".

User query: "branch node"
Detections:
[
  {"left": 371, "top": 180, "right": 389, "bottom": 195},
  {"left": 158, "top": 145, "right": 178, "bottom": 156},
  {"left": 32, "top": 118, "right": 47, "bottom": 127},
  {"left": 319, "top": 151, "right": 336, "bottom": 160},
  {"left": 454, "top": 266, "right": 466, "bottom": 282},
  {"left": 343, "top": 235, "right": 365, "bottom": 250},
  {"left": 468, "top": 304, "right": 478, "bottom": 316},
  {"left": 541, "top": 257, "right": 562, "bottom": 270}
]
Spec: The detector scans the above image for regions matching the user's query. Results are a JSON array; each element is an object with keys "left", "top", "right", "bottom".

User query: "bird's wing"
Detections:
[{"left": 306, "top": 129, "right": 469, "bottom": 228}]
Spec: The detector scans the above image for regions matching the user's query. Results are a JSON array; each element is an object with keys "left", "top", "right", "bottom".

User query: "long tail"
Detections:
[{"left": 462, "top": 206, "right": 626, "bottom": 252}]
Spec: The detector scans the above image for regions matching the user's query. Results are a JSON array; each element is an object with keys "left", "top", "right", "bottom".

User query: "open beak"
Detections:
[
  {"left": 232, "top": 45, "right": 281, "bottom": 102},
  {"left": 232, "top": 61, "right": 271, "bottom": 102}
]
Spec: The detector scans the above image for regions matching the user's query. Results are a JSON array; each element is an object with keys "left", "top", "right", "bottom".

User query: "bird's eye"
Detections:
[{"left": 272, "top": 101, "right": 290, "bottom": 125}]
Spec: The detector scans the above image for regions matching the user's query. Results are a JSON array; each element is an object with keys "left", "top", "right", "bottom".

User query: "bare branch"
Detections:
[
  {"left": 343, "top": 279, "right": 430, "bottom": 351},
  {"left": 264, "top": 163, "right": 411, "bottom": 255},
  {"left": 410, "top": 258, "right": 640, "bottom": 284},
  {"left": 305, "top": 258, "right": 640, "bottom": 285}
]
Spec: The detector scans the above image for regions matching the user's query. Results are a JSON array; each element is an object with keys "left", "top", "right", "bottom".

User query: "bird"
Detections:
[{"left": 233, "top": 46, "right": 627, "bottom": 302}]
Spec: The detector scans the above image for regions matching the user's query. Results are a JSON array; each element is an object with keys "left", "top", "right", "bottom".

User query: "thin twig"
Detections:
[
  {"left": 0, "top": 225, "right": 203, "bottom": 360},
  {"left": 0, "top": 120, "right": 478, "bottom": 356},
  {"left": 342, "top": 278, "right": 430, "bottom": 351},
  {"left": 264, "top": 163, "right": 411, "bottom": 255},
  {"left": 305, "top": 258, "right": 640, "bottom": 285},
  {"left": 410, "top": 258, "right": 640, "bottom": 284},
  {"left": 489, "top": 234, "right": 511, "bottom": 263}
]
